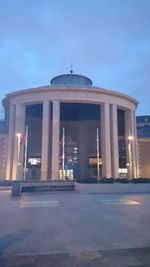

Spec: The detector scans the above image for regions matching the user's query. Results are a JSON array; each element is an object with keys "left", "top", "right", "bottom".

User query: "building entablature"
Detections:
[{"left": 3, "top": 85, "right": 138, "bottom": 111}]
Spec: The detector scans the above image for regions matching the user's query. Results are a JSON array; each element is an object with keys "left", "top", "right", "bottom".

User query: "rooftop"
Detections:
[
  {"left": 136, "top": 115, "right": 150, "bottom": 124},
  {"left": 51, "top": 73, "right": 92, "bottom": 86}
]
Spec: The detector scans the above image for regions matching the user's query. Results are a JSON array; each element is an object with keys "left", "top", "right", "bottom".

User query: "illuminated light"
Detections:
[
  {"left": 128, "top": 135, "right": 134, "bottom": 140},
  {"left": 16, "top": 133, "right": 21, "bottom": 138},
  {"left": 118, "top": 168, "right": 128, "bottom": 173},
  {"left": 28, "top": 158, "right": 41, "bottom": 165},
  {"left": 59, "top": 169, "right": 74, "bottom": 180},
  {"left": 88, "top": 157, "right": 102, "bottom": 165},
  {"left": 124, "top": 200, "right": 142, "bottom": 205},
  {"left": 96, "top": 199, "right": 142, "bottom": 205},
  {"left": 20, "top": 200, "right": 60, "bottom": 208}
]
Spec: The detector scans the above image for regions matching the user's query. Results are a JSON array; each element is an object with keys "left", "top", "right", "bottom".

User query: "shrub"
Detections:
[
  {"left": 114, "top": 178, "right": 130, "bottom": 183},
  {"left": 76, "top": 177, "right": 114, "bottom": 184},
  {"left": 115, "top": 178, "right": 121, "bottom": 183},
  {"left": 0, "top": 180, "right": 12, "bottom": 186},
  {"left": 131, "top": 178, "right": 150, "bottom": 183},
  {"left": 99, "top": 178, "right": 114, "bottom": 183},
  {"left": 77, "top": 178, "right": 98, "bottom": 184},
  {"left": 118, "top": 178, "right": 129, "bottom": 183}
]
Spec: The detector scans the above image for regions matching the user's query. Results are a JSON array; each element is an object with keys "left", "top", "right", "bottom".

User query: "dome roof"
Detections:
[{"left": 50, "top": 73, "right": 92, "bottom": 86}]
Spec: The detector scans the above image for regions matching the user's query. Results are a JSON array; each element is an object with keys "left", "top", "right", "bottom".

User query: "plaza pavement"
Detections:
[{"left": 0, "top": 190, "right": 150, "bottom": 266}]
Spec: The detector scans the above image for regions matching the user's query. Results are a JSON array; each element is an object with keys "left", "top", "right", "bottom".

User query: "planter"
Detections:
[{"left": 74, "top": 182, "right": 150, "bottom": 194}]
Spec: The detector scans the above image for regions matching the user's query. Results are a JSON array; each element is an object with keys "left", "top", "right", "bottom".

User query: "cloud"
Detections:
[{"left": 0, "top": 0, "right": 150, "bottom": 116}]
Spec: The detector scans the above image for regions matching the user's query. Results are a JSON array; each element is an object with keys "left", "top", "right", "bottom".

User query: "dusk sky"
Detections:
[{"left": 0, "top": 0, "right": 150, "bottom": 118}]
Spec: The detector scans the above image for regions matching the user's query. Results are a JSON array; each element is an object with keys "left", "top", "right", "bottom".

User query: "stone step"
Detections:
[
  {"left": 12, "top": 181, "right": 75, "bottom": 197},
  {"left": 22, "top": 185, "right": 75, "bottom": 192}
]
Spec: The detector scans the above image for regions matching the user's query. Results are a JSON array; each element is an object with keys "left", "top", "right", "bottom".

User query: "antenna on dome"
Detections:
[{"left": 70, "top": 65, "right": 73, "bottom": 74}]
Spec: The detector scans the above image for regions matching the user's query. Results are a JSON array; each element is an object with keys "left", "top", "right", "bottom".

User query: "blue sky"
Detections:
[{"left": 0, "top": 0, "right": 150, "bottom": 117}]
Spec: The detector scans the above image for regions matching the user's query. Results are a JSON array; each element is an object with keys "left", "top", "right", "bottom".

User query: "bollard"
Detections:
[{"left": 11, "top": 181, "right": 22, "bottom": 197}]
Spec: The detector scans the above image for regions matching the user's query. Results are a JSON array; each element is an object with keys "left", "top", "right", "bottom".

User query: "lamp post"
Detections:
[
  {"left": 16, "top": 133, "right": 21, "bottom": 179},
  {"left": 23, "top": 125, "right": 28, "bottom": 181},
  {"left": 96, "top": 128, "right": 100, "bottom": 181},
  {"left": 128, "top": 135, "right": 133, "bottom": 178},
  {"left": 62, "top": 127, "right": 65, "bottom": 180}
]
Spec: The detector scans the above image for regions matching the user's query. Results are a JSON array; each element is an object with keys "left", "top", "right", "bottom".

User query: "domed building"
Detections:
[{"left": 1, "top": 72, "right": 139, "bottom": 181}]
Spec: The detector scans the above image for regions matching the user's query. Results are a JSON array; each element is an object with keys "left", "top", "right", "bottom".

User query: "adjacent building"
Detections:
[{"left": 136, "top": 116, "right": 150, "bottom": 178}]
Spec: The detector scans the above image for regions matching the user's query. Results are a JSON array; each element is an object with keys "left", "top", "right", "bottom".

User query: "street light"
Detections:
[
  {"left": 128, "top": 135, "right": 133, "bottom": 141},
  {"left": 128, "top": 134, "right": 133, "bottom": 178}
]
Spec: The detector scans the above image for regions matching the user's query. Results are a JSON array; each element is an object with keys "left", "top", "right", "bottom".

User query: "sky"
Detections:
[{"left": 0, "top": 0, "right": 150, "bottom": 118}]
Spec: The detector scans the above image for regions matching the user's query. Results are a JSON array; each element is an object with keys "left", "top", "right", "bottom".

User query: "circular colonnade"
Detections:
[{"left": 3, "top": 73, "right": 139, "bottom": 181}]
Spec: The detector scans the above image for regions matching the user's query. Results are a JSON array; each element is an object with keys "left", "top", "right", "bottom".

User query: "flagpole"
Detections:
[
  {"left": 16, "top": 133, "right": 21, "bottom": 166},
  {"left": 96, "top": 128, "right": 100, "bottom": 181},
  {"left": 23, "top": 125, "right": 28, "bottom": 181},
  {"left": 62, "top": 127, "right": 65, "bottom": 180}
]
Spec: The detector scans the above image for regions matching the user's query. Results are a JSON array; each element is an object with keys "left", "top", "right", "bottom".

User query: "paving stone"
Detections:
[
  {"left": 0, "top": 191, "right": 150, "bottom": 266},
  {"left": 0, "top": 248, "right": 150, "bottom": 267},
  {"left": 5, "top": 255, "right": 37, "bottom": 266}
]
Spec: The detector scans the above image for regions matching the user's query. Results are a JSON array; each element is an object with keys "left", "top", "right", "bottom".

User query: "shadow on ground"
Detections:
[
  {"left": 0, "top": 229, "right": 32, "bottom": 260},
  {"left": 0, "top": 247, "right": 150, "bottom": 267}
]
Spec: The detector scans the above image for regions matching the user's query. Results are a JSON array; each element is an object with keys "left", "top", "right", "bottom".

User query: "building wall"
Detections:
[
  {"left": 136, "top": 115, "right": 150, "bottom": 178},
  {"left": 138, "top": 139, "right": 150, "bottom": 178},
  {"left": 0, "top": 134, "right": 8, "bottom": 179}
]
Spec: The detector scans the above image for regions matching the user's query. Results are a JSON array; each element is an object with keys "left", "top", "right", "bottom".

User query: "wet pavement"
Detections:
[{"left": 0, "top": 190, "right": 150, "bottom": 266}]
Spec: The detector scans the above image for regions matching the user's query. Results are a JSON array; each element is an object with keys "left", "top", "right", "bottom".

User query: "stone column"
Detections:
[
  {"left": 6, "top": 105, "right": 15, "bottom": 180},
  {"left": 12, "top": 104, "right": 25, "bottom": 180},
  {"left": 101, "top": 103, "right": 112, "bottom": 178},
  {"left": 51, "top": 100, "right": 60, "bottom": 180},
  {"left": 110, "top": 104, "right": 119, "bottom": 178},
  {"left": 41, "top": 100, "right": 50, "bottom": 180},
  {"left": 125, "top": 109, "right": 137, "bottom": 179}
]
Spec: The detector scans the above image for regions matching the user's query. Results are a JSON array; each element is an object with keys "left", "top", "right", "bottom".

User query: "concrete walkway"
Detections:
[
  {"left": 0, "top": 247, "right": 150, "bottom": 267},
  {"left": 0, "top": 190, "right": 150, "bottom": 266}
]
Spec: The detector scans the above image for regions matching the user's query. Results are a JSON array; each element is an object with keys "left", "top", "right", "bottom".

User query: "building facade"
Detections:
[
  {"left": 136, "top": 115, "right": 150, "bottom": 177},
  {"left": 0, "top": 73, "right": 139, "bottom": 180}
]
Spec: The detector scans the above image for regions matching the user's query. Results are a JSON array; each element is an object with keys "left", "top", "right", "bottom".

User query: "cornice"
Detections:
[{"left": 3, "top": 85, "right": 138, "bottom": 107}]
